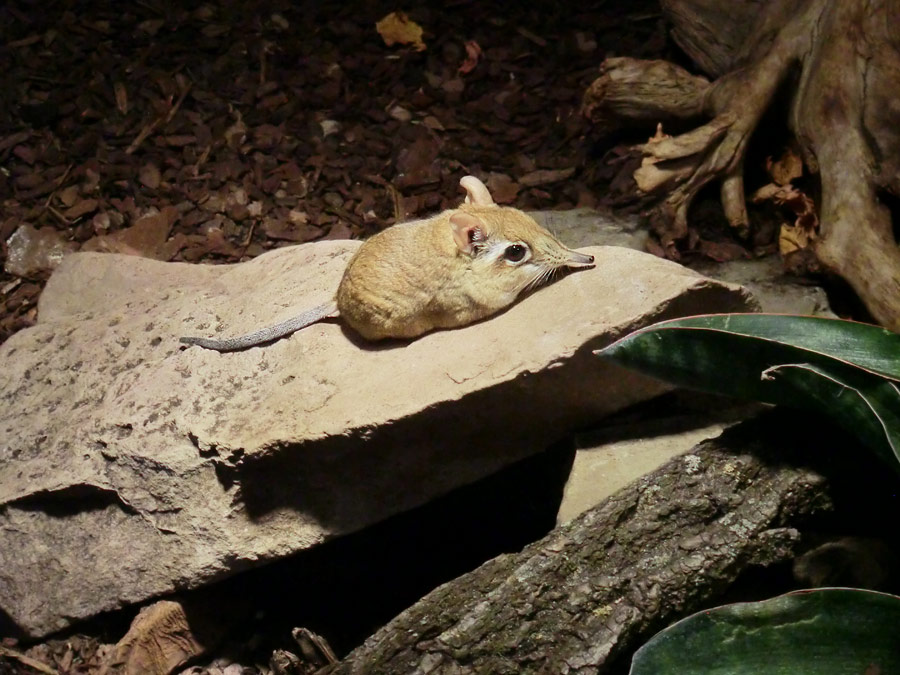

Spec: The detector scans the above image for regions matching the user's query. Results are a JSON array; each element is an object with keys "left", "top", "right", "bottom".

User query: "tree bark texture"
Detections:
[
  {"left": 583, "top": 0, "right": 900, "bottom": 329},
  {"left": 326, "top": 414, "right": 841, "bottom": 674}
]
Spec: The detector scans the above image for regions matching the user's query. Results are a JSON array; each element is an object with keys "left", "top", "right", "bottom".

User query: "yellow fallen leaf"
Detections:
[
  {"left": 779, "top": 221, "right": 819, "bottom": 256},
  {"left": 766, "top": 146, "right": 803, "bottom": 186},
  {"left": 376, "top": 11, "right": 426, "bottom": 51}
]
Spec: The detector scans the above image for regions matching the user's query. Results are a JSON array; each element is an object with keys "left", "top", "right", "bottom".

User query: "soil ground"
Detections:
[{"left": 1, "top": 0, "right": 675, "bottom": 345}]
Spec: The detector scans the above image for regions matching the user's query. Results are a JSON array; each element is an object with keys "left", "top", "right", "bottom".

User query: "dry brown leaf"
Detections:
[
  {"left": 204, "top": 227, "right": 243, "bottom": 255},
  {"left": 63, "top": 198, "right": 99, "bottom": 220},
  {"left": 422, "top": 115, "right": 445, "bottom": 131},
  {"left": 13, "top": 144, "right": 37, "bottom": 164},
  {"left": 485, "top": 172, "right": 520, "bottom": 204},
  {"left": 698, "top": 238, "right": 750, "bottom": 262},
  {"left": 375, "top": 12, "right": 426, "bottom": 51},
  {"left": 261, "top": 215, "right": 317, "bottom": 242},
  {"left": 139, "top": 162, "right": 161, "bottom": 189},
  {"left": 458, "top": 40, "right": 482, "bottom": 75},
  {"left": 518, "top": 167, "right": 576, "bottom": 187},
  {"left": 752, "top": 183, "right": 819, "bottom": 256},
  {"left": 58, "top": 185, "right": 80, "bottom": 207},
  {"left": 82, "top": 209, "right": 182, "bottom": 260},
  {"left": 100, "top": 600, "right": 205, "bottom": 675},
  {"left": 0, "top": 644, "right": 58, "bottom": 675},
  {"left": 324, "top": 221, "right": 353, "bottom": 240}
]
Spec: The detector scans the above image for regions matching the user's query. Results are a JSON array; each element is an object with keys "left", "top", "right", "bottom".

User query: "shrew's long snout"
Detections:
[{"left": 565, "top": 249, "right": 595, "bottom": 268}]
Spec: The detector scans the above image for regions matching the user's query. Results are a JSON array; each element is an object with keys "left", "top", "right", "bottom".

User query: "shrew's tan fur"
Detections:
[
  {"left": 338, "top": 203, "right": 590, "bottom": 339},
  {"left": 180, "top": 176, "right": 593, "bottom": 351}
]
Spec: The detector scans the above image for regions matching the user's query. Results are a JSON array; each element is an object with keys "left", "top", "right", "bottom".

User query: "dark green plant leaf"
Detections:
[
  {"left": 764, "top": 363, "right": 900, "bottom": 467},
  {"left": 595, "top": 314, "right": 900, "bottom": 470},
  {"left": 603, "top": 314, "right": 900, "bottom": 380},
  {"left": 630, "top": 588, "right": 900, "bottom": 675}
]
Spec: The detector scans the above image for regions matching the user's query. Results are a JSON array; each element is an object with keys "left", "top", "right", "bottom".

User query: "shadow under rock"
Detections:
[{"left": 208, "top": 437, "right": 576, "bottom": 658}]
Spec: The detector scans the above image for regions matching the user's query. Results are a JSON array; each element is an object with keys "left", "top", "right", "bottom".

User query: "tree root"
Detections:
[{"left": 584, "top": 0, "right": 900, "bottom": 329}]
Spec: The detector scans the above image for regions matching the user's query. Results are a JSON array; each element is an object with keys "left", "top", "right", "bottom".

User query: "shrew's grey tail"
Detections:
[{"left": 180, "top": 301, "right": 338, "bottom": 352}]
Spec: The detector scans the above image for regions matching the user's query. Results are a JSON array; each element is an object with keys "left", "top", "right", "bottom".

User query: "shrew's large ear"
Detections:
[
  {"left": 450, "top": 213, "right": 486, "bottom": 254},
  {"left": 460, "top": 176, "right": 494, "bottom": 206}
]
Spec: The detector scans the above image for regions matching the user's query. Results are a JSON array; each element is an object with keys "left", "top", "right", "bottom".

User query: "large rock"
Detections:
[{"left": 0, "top": 242, "right": 755, "bottom": 637}]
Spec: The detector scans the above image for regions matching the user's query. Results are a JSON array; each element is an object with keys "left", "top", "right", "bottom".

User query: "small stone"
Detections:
[
  {"left": 388, "top": 105, "right": 412, "bottom": 122},
  {"left": 4, "top": 223, "right": 78, "bottom": 277},
  {"left": 319, "top": 120, "right": 341, "bottom": 137}
]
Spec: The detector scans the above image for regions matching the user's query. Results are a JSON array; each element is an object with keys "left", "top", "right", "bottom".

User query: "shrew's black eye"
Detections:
[{"left": 504, "top": 244, "right": 527, "bottom": 262}]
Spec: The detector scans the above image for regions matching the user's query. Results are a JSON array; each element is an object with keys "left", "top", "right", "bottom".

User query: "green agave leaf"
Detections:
[
  {"left": 630, "top": 588, "right": 900, "bottom": 675},
  {"left": 598, "top": 314, "right": 900, "bottom": 381},
  {"left": 595, "top": 314, "right": 900, "bottom": 470},
  {"left": 765, "top": 363, "right": 900, "bottom": 467}
]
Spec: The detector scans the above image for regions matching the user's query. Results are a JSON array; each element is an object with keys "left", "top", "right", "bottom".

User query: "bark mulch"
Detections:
[{"left": 0, "top": 0, "right": 671, "bottom": 345}]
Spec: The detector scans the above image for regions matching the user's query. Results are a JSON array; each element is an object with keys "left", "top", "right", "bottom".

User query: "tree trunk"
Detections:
[
  {"left": 326, "top": 413, "right": 845, "bottom": 674},
  {"left": 583, "top": 0, "right": 900, "bottom": 329}
]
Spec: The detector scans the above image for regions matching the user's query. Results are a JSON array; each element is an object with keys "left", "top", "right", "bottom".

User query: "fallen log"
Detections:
[{"left": 327, "top": 412, "right": 856, "bottom": 674}]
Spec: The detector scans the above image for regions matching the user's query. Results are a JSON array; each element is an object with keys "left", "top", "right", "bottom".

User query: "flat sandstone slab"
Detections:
[{"left": 0, "top": 243, "right": 755, "bottom": 637}]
